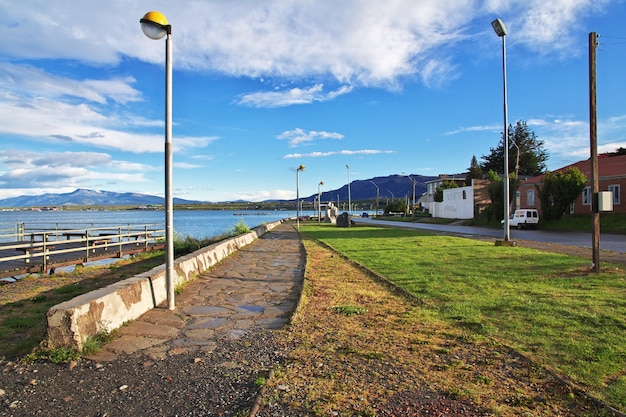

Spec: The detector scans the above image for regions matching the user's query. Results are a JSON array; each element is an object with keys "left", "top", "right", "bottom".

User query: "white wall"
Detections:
[{"left": 431, "top": 185, "right": 474, "bottom": 219}]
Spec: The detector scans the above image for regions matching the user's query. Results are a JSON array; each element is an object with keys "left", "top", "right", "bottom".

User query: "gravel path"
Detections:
[{"left": 1, "top": 331, "right": 280, "bottom": 417}]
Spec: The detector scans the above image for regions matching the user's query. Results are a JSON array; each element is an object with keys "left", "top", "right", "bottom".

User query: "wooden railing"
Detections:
[{"left": 0, "top": 224, "right": 165, "bottom": 274}]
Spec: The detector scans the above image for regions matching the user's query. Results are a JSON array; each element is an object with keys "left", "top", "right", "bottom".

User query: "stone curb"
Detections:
[{"left": 45, "top": 220, "right": 286, "bottom": 351}]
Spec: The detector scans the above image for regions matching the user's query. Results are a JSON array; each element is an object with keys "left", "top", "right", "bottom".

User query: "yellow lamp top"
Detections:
[
  {"left": 140, "top": 11, "right": 170, "bottom": 40},
  {"left": 142, "top": 11, "right": 168, "bottom": 26}
]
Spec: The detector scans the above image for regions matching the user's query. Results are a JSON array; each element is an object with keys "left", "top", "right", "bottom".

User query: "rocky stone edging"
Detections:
[{"left": 45, "top": 220, "right": 286, "bottom": 351}]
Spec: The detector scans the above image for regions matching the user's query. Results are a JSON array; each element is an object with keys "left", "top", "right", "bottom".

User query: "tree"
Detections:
[
  {"left": 465, "top": 155, "right": 483, "bottom": 185},
  {"left": 608, "top": 147, "right": 626, "bottom": 156},
  {"left": 537, "top": 168, "right": 587, "bottom": 221},
  {"left": 482, "top": 170, "right": 517, "bottom": 221},
  {"left": 383, "top": 200, "right": 408, "bottom": 215},
  {"left": 434, "top": 180, "right": 459, "bottom": 202},
  {"left": 481, "top": 121, "right": 548, "bottom": 177}
]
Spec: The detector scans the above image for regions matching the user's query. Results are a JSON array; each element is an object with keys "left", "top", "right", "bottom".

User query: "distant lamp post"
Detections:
[
  {"left": 296, "top": 165, "right": 305, "bottom": 230},
  {"left": 140, "top": 11, "right": 175, "bottom": 309},
  {"left": 346, "top": 165, "right": 351, "bottom": 216},
  {"left": 492, "top": 18, "right": 511, "bottom": 243},
  {"left": 318, "top": 181, "right": 324, "bottom": 224},
  {"left": 369, "top": 180, "right": 379, "bottom": 216},
  {"left": 403, "top": 173, "right": 417, "bottom": 214}
]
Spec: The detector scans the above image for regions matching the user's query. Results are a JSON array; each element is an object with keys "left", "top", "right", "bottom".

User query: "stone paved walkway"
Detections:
[{"left": 86, "top": 222, "right": 305, "bottom": 361}]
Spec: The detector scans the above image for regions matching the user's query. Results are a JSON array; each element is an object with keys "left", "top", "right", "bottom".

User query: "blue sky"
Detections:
[{"left": 1, "top": 0, "right": 625, "bottom": 202}]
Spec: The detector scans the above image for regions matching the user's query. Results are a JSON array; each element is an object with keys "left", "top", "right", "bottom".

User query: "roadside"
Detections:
[
  {"left": 257, "top": 234, "right": 615, "bottom": 416},
  {"left": 1, "top": 221, "right": 623, "bottom": 416}
]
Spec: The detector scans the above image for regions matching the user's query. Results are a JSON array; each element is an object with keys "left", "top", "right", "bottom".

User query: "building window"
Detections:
[
  {"left": 570, "top": 203, "right": 575, "bottom": 214},
  {"left": 582, "top": 187, "right": 591, "bottom": 206},
  {"left": 462, "top": 190, "right": 467, "bottom": 200},
  {"left": 608, "top": 184, "right": 621, "bottom": 205},
  {"left": 527, "top": 190, "right": 535, "bottom": 206}
]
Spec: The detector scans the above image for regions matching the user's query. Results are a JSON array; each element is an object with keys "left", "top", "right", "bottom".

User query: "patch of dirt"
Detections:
[{"left": 257, "top": 236, "right": 619, "bottom": 417}]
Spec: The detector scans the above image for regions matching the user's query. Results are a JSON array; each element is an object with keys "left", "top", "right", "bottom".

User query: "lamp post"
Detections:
[
  {"left": 403, "top": 173, "right": 416, "bottom": 214},
  {"left": 140, "top": 11, "right": 175, "bottom": 310},
  {"left": 296, "top": 165, "right": 305, "bottom": 231},
  {"left": 369, "top": 180, "right": 379, "bottom": 216},
  {"left": 492, "top": 18, "right": 511, "bottom": 242},
  {"left": 346, "top": 165, "right": 351, "bottom": 216},
  {"left": 318, "top": 181, "right": 324, "bottom": 224}
]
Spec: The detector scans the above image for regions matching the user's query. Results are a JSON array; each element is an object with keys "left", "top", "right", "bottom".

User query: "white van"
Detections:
[{"left": 502, "top": 209, "right": 539, "bottom": 229}]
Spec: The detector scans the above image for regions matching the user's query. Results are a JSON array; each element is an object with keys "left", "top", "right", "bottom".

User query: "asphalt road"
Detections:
[{"left": 353, "top": 217, "right": 626, "bottom": 254}]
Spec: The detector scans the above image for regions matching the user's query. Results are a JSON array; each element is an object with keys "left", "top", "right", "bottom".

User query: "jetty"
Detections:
[{"left": 0, "top": 223, "right": 164, "bottom": 280}]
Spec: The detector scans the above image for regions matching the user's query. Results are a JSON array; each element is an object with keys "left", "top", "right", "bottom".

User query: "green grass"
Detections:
[
  {"left": 300, "top": 224, "right": 626, "bottom": 411},
  {"left": 542, "top": 213, "right": 626, "bottom": 234}
]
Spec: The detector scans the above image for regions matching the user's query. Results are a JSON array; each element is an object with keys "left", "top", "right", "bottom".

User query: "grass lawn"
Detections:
[
  {"left": 0, "top": 251, "right": 165, "bottom": 358},
  {"left": 299, "top": 224, "right": 626, "bottom": 412}
]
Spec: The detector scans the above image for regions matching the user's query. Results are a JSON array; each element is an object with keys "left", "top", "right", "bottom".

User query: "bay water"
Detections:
[{"left": 0, "top": 209, "right": 300, "bottom": 240}]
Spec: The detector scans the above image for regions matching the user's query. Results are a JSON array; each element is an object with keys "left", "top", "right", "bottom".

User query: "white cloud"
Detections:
[
  {"left": 0, "top": 63, "right": 142, "bottom": 104},
  {"left": 0, "top": 96, "right": 217, "bottom": 154},
  {"left": 526, "top": 115, "right": 626, "bottom": 168},
  {"left": 445, "top": 125, "right": 500, "bottom": 135},
  {"left": 283, "top": 149, "right": 395, "bottom": 158},
  {"left": 238, "top": 84, "right": 352, "bottom": 108},
  {"left": 506, "top": 0, "right": 611, "bottom": 58},
  {"left": 0, "top": 1, "right": 610, "bottom": 88},
  {"left": 278, "top": 128, "right": 344, "bottom": 147},
  {"left": 0, "top": 149, "right": 150, "bottom": 190},
  {"left": 231, "top": 189, "right": 295, "bottom": 202}
]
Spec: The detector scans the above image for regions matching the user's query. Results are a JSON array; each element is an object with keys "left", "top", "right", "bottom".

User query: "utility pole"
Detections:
[{"left": 589, "top": 32, "right": 600, "bottom": 273}]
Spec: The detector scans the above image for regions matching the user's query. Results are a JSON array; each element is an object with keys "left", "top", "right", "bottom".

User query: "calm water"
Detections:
[{"left": 0, "top": 209, "right": 301, "bottom": 239}]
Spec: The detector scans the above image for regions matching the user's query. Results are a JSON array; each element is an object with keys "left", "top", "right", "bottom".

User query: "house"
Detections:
[
  {"left": 423, "top": 175, "right": 467, "bottom": 214},
  {"left": 516, "top": 153, "right": 626, "bottom": 215},
  {"left": 428, "top": 178, "right": 491, "bottom": 219}
]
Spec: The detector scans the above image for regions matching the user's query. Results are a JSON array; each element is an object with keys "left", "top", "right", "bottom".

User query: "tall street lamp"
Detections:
[
  {"left": 492, "top": 18, "right": 511, "bottom": 242},
  {"left": 403, "top": 173, "right": 416, "bottom": 214},
  {"left": 369, "top": 180, "right": 379, "bottom": 216},
  {"left": 346, "top": 165, "right": 351, "bottom": 216},
  {"left": 296, "top": 165, "right": 305, "bottom": 230},
  {"left": 318, "top": 181, "right": 324, "bottom": 224},
  {"left": 140, "top": 11, "right": 175, "bottom": 309}
]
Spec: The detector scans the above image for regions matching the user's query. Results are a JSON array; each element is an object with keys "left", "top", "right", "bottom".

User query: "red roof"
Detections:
[{"left": 524, "top": 154, "right": 626, "bottom": 184}]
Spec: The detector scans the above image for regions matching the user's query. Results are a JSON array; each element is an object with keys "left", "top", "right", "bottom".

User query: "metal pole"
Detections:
[
  {"left": 589, "top": 32, "right": 600, "bottom": 273},
  {"left": 296, "top": 170, "right": 300, "bottom": 231},
  {"left": 165, "top": 29, "right": 175, "bottom": 309},
  {"left": 318, "top": 181, "right": 323, "bottom": 225},
  {"left": 412, "top": 177, "right": 416, "bottom": 213},
  {"left": 370, "top": 181, "right": 379, "bottom": 216},
  {"left": 346, "top": 165, "right": 351, "bottom": 216},
  {"left": 501, "top": 31, "right": 510, "bottom": 241}
]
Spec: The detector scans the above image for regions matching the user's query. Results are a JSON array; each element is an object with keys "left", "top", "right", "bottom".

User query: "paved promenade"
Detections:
[{"left": 86, "top": 221, "right": 305, "bottom": 361}]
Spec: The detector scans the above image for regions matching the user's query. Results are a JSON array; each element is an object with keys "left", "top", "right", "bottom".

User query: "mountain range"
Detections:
[
  {"left": 0, "top": 188, "right": 202, "bottom": 208},
  {"left": 0, "top": 174, "right": 447, "bottom": 208}
]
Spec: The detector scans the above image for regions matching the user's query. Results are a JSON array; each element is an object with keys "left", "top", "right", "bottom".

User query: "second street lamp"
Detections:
[
  {"left": 346, "top": 165, "right": 351, "bottom": 217},
  {"left": 296, "top": 165, "right": 305, "bottom": 231},
  {"left": 492, "top": 18, "right": 511, "bottom": 242},
  {"left": 140, "top": 11, "right": 175, "bottom": 309},
  {"left": 318, "top": 181, "right": 324, "bottom": 225},
  {"left": 370, "top": 180, "right": 379, "bottom": 216}
]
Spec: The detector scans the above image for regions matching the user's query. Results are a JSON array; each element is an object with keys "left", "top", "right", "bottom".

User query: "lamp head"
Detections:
[
  {"left": 298, "top": 165, "right": 305, "bottom": 171},
  {"left": 141, "top": 11, "right": 170, "bottom": 40},
  {"left": 491, "top": 18, "right": 507, "bottom": 37}
]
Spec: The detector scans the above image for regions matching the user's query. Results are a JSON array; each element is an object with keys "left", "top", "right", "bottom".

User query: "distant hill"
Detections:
[
  {"left": 0, "top": 188, "right": 202, "bottom": 208},
  {"left": 0, "top": 173, "right": 449, "bottom": 208},
  {"left": 301, "top": 174, "right": 440, "bottom": 203}
]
